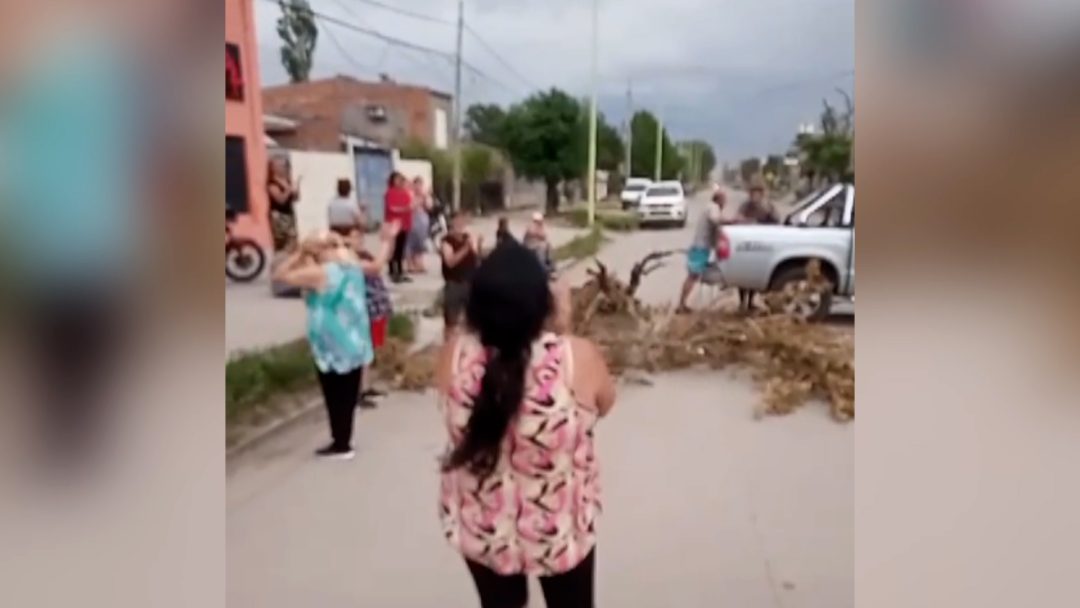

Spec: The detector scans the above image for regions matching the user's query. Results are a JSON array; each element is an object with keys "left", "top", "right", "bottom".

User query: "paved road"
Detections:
[
  {"left": 226, "top": 213, "right": 583, "bottom": 357},
  {"left": 226, "top": 190, "right": 853, "bottom": 607}
]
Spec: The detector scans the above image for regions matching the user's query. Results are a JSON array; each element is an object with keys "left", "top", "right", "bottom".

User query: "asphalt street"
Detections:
[{"left": 226, "top": 190, "right": 853, "bottom": 607}]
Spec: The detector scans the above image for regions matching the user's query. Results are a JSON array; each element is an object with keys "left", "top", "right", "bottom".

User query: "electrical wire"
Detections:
[
  {"left": 318, "top": 15, "right": 378, "bottom": 76},
  {"left": 340, "top": 0, "right": 538, "bottom": 92},
  {"left": 269, "top": 0, "right": 516, "bottom": 95},
  {"left": 338, "top": 0, "right": 454, "bottom": 26},
  {"left": 464, "top": 24, "right": 540, "bottom": 91}
]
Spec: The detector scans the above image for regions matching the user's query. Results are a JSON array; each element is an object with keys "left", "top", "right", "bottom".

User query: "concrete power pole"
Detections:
[
  {"left": 586, "top": 0, "right": 599, "bottom": 227},
  {"left": 625, "top": 82, "right": 633, "bottom": 177},
  {"left": 654, "top": 114, "right": 663, "bottom": 181},
  {"left": 451, "top": 0, "right": 464, "bottom": 212}
]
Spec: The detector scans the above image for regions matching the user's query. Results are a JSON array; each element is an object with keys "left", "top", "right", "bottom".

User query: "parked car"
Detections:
[
  {"left": 716, "top": 183, "right": 855, "bottom": 320},
  {"left": 620, "top": 177, "right": 653, "bottom": 210},
  {"left": 636, "top": 181, "right": 687, "bottom": 227}
]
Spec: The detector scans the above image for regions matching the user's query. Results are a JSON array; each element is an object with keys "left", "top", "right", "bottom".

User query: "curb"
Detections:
[
  {"left": 227, "top": 397, "right": 323, "bottom": 460},
  {"left": 226, "top": 232, "right": 617, "bottom": 460}
]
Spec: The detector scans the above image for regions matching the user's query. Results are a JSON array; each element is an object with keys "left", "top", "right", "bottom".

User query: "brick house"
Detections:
[{"left": 262, "top": 74, "right": 452, "bottom": 152}]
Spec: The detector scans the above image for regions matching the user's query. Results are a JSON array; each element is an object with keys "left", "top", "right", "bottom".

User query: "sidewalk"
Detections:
[{"left": 226, "top": 212, "right": 585, "bottom": 357}]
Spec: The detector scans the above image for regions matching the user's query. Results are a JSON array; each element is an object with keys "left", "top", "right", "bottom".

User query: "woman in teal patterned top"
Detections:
[{"left": 273, "top": 223, "right": 400, "bottom": 459}]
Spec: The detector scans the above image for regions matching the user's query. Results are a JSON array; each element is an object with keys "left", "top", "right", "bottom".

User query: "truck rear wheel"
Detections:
[{"left": 769, "top": 265, "right": 832, "bottom": 322}]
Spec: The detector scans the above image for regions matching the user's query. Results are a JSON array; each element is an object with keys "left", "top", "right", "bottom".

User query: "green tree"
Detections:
[
  {"left": 793, "top": 89, "right": 853, "bottom": 184},
  {"left": 679, "top": 140, "right": 717, "bottom": 184},
  {"left": 463, "top": 104, "right": 507, "bottom": 148},
  {"left": 461, "top": 144, "right": 507, "bottom": 212},
  {"left": 400, "top": 139, "right": 503, "bottom": 211},
  {"left": 595, "top": 115, "right": 625, "bottom": 172},
  {"left": 501, "top": 88, "right": 585, "bottom": 213},
  {"left": 740, "top": 157, "right": 762, "bottom": 184},
  {"left": 277, "top": 0, "right": 319, "bottom": 83},
  {"left": 574, "top": 109, "right": 625, "bottom": 194},
  {"left": 629, "top": 111, "right": 682, "bottom": 180},
  {"left": 399, "top": 138, "right": 452, "bottom": 203}
]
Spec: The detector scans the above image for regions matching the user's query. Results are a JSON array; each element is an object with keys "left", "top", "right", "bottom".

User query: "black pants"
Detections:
[
  {"left": 27, "top": 289, "right": 125, "bottom": 465},
  {"left": 466, "top": 549, "right": 595, "bottom": 608},
  {"left": 738, "top": 288, "right": 756, "bottom": 310},
  {"left": 443, "top": 280, "right": 470, "bottom": 327},
  {"left": 389, "top": 231, "right": 408, "bottom": 279},
  {"left": 316, "top": 367, "right": 362, "bottom": 449}
]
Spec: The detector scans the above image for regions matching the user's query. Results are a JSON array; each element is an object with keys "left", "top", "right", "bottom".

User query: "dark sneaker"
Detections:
[
  {"left": 358, "top": 398, "right": 378, "bottom": 409},
  {"left": 360, "top": 388, "right": 387, "bottom": 399},
  {"left": 314, "top": 444, "right": 355, "bottom": 460}
]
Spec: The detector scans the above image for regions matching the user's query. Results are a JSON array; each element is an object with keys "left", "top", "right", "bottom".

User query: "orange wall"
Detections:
[{"left": 226, "top": 0, "right": 270, "bottom": 247}]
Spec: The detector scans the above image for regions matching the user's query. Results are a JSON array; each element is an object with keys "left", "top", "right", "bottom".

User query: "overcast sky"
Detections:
[{"left": 254, "top": 0, "right": 853, "bottom": 162}]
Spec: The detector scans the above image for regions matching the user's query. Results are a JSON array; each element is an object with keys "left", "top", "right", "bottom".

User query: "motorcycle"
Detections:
[{"left": 226, "top": 213, "right": 266, "bottom": 282}]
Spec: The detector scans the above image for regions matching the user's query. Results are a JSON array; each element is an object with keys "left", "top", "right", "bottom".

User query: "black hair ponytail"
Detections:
[
  {"left": 441, "top": 242, "right": 551, "bottom": 479},
  {"left": 442, "top": 345, "right": 530, "bottom": 478}
]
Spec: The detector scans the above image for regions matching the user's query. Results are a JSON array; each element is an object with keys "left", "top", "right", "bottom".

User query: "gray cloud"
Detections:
[{"left": 255, "top": 0, "right": 853, "bottom": 161}]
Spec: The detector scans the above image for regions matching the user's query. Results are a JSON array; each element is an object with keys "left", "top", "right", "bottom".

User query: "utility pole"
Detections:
[
  {"left": 451, "top": 0, "right": 465, "bottom": 212},
  {"left": 625, "top": 81, "right": 633, "bottom": 177},
  {"left": 691, "top": 144, "right": 699, "bottom": 185},
  {"left": 654, "top": 113, "right": 663, "bottom": 181},
  {"left": 586, "top": 0, "right": 599, "bottom": 227}
]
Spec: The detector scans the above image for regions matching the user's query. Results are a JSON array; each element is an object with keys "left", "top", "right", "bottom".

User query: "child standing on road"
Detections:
[
  {"left": 272, "top": 223, "right": 399, "bottom": 459},
  {"left": 357, "top": 247, "right": 393, "bottom": 408}
]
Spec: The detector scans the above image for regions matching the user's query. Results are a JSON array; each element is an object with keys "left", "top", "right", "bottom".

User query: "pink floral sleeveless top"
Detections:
[{"left": 439, "top": 332, "right": 601, "bottom": 576}]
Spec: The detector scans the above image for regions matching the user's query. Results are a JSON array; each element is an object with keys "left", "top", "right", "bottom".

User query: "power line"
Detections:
[
  {"left": 339, "top": 0, "right": 454, "bottom": 26},
  {"left": 317, "top": 15, "right": 377, "bottom": 76},
  {"left": 328, "top": 0, "right": 451, "bottom": 87},
  {"left": 751, "top": 69, "right": 854, "bottom": 97},
  {"left": 268, "top": 0, "right": 515, "bottom": 95},
  {"left": 271, "top": 0, "right": 453, "bottom": 60},
  {"left": 341, "top": 0, "right": 535, "bottom": 92},
  {"left": 464, "top": 24, "right": 539, "bottom": 91}
]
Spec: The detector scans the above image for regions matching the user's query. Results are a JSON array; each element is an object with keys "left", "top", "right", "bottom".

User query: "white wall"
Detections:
[
  {"left": 392, "top": 157, "right": 433, "bottom": 191},
  {"left": 287, "top": 150, "right": 353, "bottom": 236},
  {"left": 434, "top": 108, "right": 448, "bottom": 150}
]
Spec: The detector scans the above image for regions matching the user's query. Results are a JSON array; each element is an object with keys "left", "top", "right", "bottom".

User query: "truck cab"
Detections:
[{"left": 718, "top": 183, "right": 855, "bottom": 319}]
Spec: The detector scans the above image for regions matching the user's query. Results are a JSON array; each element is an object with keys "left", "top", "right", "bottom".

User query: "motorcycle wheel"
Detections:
[{"left": 226, "top": 239, "right": 266, "bottom": 282}]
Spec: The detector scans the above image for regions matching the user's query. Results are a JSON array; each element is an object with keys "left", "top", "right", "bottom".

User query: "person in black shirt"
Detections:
[
  {"left": 495, "top": 216, "right": 515, "bottom": 247},
  {"left": 440, "top": 212, "right": 482, "bottom": 339},
  {"left": 735, "top": 183, "right": 779, "bottom": 311},
  {"left": 266, "top": 156, "right": 301, "bottom": 253}
]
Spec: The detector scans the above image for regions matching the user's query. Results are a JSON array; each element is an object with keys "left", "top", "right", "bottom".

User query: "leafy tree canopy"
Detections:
[
  {"left": 501, "top": 88, "right": 585, "bottom": 210},
  {"left": 277, "top": 0, "right": 318, "bottom": 83},
  {"left": 463, "top": 103, "right": 507, "bottom": 148},
  {"left": 629, "top": 110, "right": 682, "bottom": 180}
]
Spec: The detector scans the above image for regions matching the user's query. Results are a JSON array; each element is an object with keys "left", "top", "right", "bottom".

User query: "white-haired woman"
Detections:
[{"left": 273, "top": 222, "right": 400, "bottom": 459}]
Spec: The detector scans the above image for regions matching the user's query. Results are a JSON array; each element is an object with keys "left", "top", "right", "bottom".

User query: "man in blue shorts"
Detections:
[{"left": 677, "top": 188, "right": 727, "bottom": 313}]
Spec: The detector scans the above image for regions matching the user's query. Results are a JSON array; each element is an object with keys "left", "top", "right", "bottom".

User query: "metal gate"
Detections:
[{"left": 352, "top": 146, "right": 393, "bottom": 227}]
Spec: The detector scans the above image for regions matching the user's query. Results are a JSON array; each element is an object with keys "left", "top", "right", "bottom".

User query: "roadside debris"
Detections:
[{"left": 375, "top": 255, "right": 854, "bottom": 423}]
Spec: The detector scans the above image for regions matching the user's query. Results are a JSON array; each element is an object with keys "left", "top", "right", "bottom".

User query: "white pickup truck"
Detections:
[{"left": 717, "top": 183, "right": 855, "bottom": 320}]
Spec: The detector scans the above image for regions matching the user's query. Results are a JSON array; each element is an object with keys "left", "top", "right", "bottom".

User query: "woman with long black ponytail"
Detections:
[{"left": 435, "top": 242, "right": 616, "bottom": 608}]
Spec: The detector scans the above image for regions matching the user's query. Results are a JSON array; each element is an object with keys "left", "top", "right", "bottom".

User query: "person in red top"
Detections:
[{"left": 384, "top": 171, "right": 413, "bottom": 282}]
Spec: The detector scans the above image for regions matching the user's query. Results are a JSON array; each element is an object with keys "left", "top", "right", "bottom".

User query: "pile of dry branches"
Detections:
[
  {"left": 375, "top": 254, "right": 854, "bottom": 422},
  {"left": 571, "top": 255, "right": 854, "bottom": 422}
]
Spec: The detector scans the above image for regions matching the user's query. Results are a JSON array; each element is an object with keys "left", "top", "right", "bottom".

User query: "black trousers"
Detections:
[
  {"left": 466, "top": 549, "right": 595, "bottom": 608},
  {"left": 27, "top": 289, "right": 125, "bottom": 465},
  {"left": 738, "top": 288, "right": 757, "bottom": 310},
  {"left": 389, "top": 231, "right": 408, "bottom": 278},
  {"left": 316, "top": 367, "right": 362, "bottom": 449}
]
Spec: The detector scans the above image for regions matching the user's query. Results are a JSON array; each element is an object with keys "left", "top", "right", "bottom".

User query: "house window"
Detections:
[
  {"left": 226, "top": 136, "right": 249, "bottom": 213},
  {"left": 226, "top": 43, "right": 244, "bottom": 101},
  {"left": 366, "top": 104, "right": 387, "bottom": 122}
]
